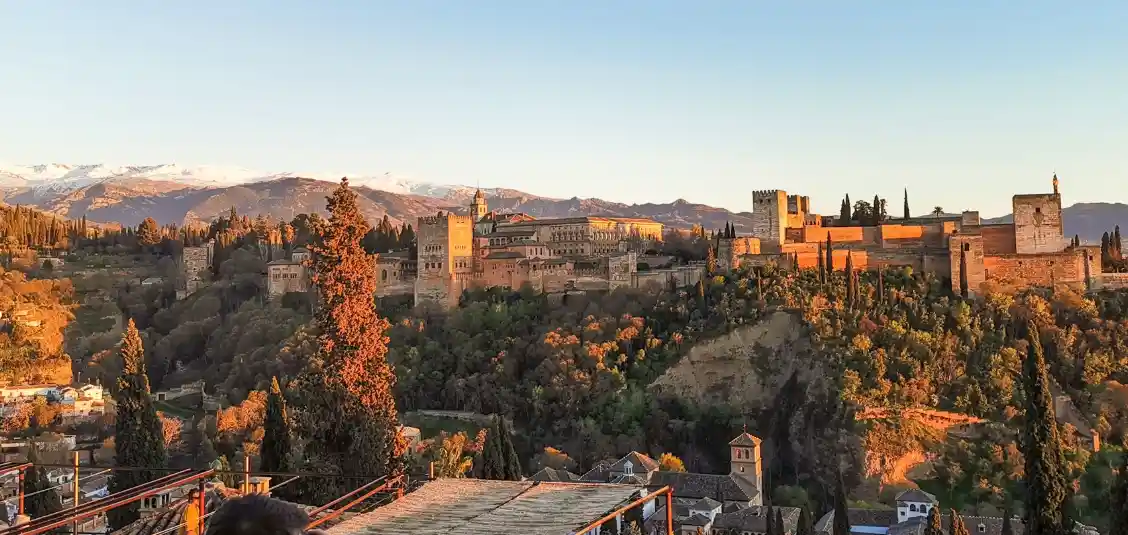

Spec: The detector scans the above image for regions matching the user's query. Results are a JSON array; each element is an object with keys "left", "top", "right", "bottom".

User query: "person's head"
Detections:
[
  {"left": 205, "top": 495, "right": 318, "bottom": 535},
  {"left": 187, "top": 489, "right": 201, "bottom": 501}
]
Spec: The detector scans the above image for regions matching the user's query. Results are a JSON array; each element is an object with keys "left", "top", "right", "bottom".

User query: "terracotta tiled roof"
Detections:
[
  {"left": 646, "top": 472, "right": 758, "bottom": 503},
  {"left": 325, "top": 479, "right": 644, "bottom": 535},
  {"left": 527, "top": 467, "right": 581, "bottom": 483}
]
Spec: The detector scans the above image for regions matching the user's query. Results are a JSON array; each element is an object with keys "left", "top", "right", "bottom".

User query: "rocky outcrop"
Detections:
[{"left": 649, "top": 310, "right": 815, "bottom": 408}]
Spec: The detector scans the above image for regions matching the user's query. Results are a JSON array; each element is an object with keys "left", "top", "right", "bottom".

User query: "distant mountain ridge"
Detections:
[{"left": 0, "top": 163, "right": 1123, "bottom": 240}]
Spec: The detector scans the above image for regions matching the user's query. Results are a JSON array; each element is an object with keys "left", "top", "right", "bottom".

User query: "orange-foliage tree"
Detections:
[{"left": 296, "top": 178, "right": 405, "bottom": 500}]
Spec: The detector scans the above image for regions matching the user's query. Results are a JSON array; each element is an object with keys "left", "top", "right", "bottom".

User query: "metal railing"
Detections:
[{"left": 573, "top": 485, "right": 674, "bottom": 535}]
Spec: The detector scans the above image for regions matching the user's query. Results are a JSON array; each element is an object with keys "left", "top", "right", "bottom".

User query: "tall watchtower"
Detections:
[
  {"left": 471, "top": 189, "right": 488, "bottom": 222},
  {"left": 1012, "top": 174, "right": 1066, "bottom": 254},
  {"left": 751, "top": 190, "right": 788, "bottom": 250},
  {"left": 415, "top": 212, "right": 475, "bottom": 308}
]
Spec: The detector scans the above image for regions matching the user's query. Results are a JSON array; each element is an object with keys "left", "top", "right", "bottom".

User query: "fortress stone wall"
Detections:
[{"left": 728, "top": 174, "right": 1097, "bottom": 295}]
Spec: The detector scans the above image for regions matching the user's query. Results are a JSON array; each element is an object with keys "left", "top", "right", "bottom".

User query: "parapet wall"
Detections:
[{"left": 1094, "top": 273, "right": 1128, "bottom": 290}]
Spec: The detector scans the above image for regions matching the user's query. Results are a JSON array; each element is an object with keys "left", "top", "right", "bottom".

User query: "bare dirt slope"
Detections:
[{"left": 649, "top": 310, "right": 815, "bottom": 408}]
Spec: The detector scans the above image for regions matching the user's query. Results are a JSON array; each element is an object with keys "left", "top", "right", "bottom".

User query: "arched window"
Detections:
[
  {"left": 381, "top": 269, "right": 388, "bottom": 281},
  {"left": 909, "top": 504, "right": 917, "bottom": 512},
  {"left": 735, "top": 449, "right": 741, "bottom": 459}
]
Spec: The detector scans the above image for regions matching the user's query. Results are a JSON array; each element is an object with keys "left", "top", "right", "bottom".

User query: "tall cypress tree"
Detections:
[
  {"left": 840, "top": 198, "right": 851, "bottom": 225},
  {"left": 260, "top": 377, "right": 292, "bottom": 475},
  {"left": 833, "top": 469, "right": 850, "bottom": 535},
  {"left": 500, "top": 417, "right": 522, "bottom": 480},
  {"left": 1000, "top": 501, "right": 1015, "bottom": 535},
  {"left": 1022, "top": 321, "right": 1067, "bottom": 535},
  {"left": 826, "top": 233, "right": 834, "bottom": 272},
  {"left": 1110, "top": 455, "right": 1128, "bottom": 535},
  {"left": 924, "top": 506, "right": 942, "bottom": 535},
  {"left": 297, "top": 178, "right": 404, "bottom": 501},
  {"left": 817, "top": 242, "right": 826, "bottom": 283},
  {"left": 1103, "top": 232, "right": 1112, "bottom": 265},
  {"left": 877, "top": 270, "right": 885, "bottom": 303},
  {"left": 845, "top": 253, "right": 855, "bottom": 305},
  {"left": 766, "top": 506, "right": 779, "bottom": 535},
  {"left": 1115, "top": 225, "right": 1123, "bottom": 258},
  {"left": 25, "top": 444, "right": 63, "bottom": 518},
  {"left": 797, "top": 507, "right": 813, "bottom": 535},
  {"left": 903, "top": 188, "right": 910, "bottom": 219},
  {"left": 109, "top": 319, "right": 168, "bottom": 530},
  {"left": 482, "top": 416, "right": 520, "bottom": 480},
  {"left": 872, "top": 194, "right": 883, "bottom": 226},
  {"left": 948, "top": 509, "right": 969, "bottom": 535},
  {"left": 959, "top": 248, "right": 969, "bottom": 298}
]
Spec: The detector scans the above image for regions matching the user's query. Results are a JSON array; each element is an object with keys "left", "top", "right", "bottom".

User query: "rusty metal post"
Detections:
[
  {"left": 72, "top": 452, "right": 79, "bottom": 535},
  {"left": 243, "top": 456, "right": 250, "bottom": 494},
  {"left": 197, "top": 478, "right": 207, "bottom": 535},
  {"left": 18, "top": 467, "right": 25, "bottom": 515},
  {"left": 665, "top": 488, "right": 673, "bottom": 535}
]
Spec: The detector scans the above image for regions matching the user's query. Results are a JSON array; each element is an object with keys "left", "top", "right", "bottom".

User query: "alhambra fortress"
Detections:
[{"left": 258, "top": 174, "right": 1127, "bottom": 306}]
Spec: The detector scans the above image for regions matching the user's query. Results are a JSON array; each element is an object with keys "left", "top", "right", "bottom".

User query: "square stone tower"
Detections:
[
  {"left": 1012, "top": 176, "right": 1066, "bottom": 254},
  {"left": 751, "top": 190, "right": 788, "bottom": 251},
  {"left": 415, "top": 212, "right": 475, "bottom": 308}
]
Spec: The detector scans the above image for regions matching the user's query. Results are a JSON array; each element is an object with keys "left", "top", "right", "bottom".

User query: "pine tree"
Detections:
[
  {"left": 24, "top": 444, "right": 63, "bottom": 518},
  {"left": 109, "top": 319, "right": 168, "bottom": 530},
  {"left": 797, "top": 507, "right": 813, "bottom": 535},
  {"left": 1022, "top": 321, "right": 1067, "bottom": 535},
  {"left": 261, "top": 377, "right": 292, "bottom": 475},
  {"left": 948, "top": 509, "right": 969, "bottom": 535},
  {"left": 833, "top": 469, "right": 850, "bottom": 535},
  {"left": 903, "top": 189, "right": 910, "bottom": 219},
  {"left": 924, "top": 506, "right": 942, "bottom": 535},
  {"left": 1110, "top": 456, "right": 1128, "bottom": 535},
  {"left": 297, "top": 178, "right": 404, "bottom": 501},
  {"left": 959, "top": 248, "right": 969, "bottom": 298},
  {"left": 826, "top": 233, "right": 834, "bottom": 272}
]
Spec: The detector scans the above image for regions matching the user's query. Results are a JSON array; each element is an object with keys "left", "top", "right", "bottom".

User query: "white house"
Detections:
[{"left": 895, "top": 489, "right": 938, "bottom": 524}]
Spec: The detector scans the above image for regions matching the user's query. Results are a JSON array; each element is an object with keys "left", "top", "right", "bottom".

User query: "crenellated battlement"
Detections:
[
  {"left": 752, "top": 189, "right": 785, "bottom": 199},
  {"left": 418, "top": 212, "right": 475, "bottom": 226}
]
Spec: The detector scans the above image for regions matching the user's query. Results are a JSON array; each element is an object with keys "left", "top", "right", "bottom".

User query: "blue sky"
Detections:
[{"left": 1, "top": 2, "right": 1124, "bottom": 217}]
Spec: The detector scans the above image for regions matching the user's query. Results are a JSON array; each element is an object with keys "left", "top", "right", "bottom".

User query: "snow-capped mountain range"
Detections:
[{"left": 0, "top": 163, "right": 472, "bottom": 199}]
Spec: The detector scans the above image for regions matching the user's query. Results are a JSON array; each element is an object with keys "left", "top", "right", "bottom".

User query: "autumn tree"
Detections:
[
  {"left": 260, "top": 377, "right": 292, "bottom": 475},
  {"left": 1022, "top": 321, "right": 1067, "bottom": 535},
  {"left": 109, "top": 319, "right": 168, "bottom": 530},
  {"left": 296, "top": 178, "right": 404, "bottom": 500},
  {"left": 658, "top": 452, "right": 686, "bottom": 472},
  {"left": 137, "top": 217, "right": 162, "bottom": 247},
  {"left": 429, "top": 431, "right": 475, "bottom": 478},
  {"left": 706, "top": 246, "right": 717, "bottom": 274}
]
